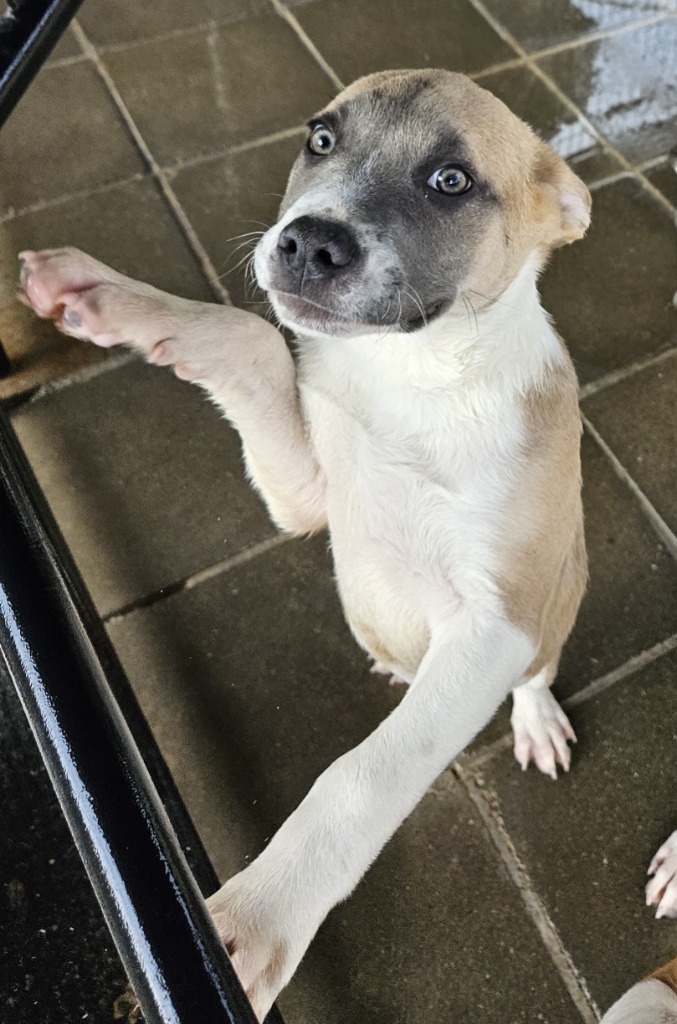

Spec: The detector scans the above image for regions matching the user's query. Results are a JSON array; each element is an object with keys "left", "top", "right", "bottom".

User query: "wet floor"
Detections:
[{"left": 1, "top": 1, "right": 676, "bottom": 1021}]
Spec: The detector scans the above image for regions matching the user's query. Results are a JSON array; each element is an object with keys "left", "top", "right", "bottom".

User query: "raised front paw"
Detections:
[
  {"left": 18, "top": 247, "right": 188, "bottom": 354},
  {"left": 646, "top": 830, "right": 677, "bottom": 919},
  {"left": 207, "top": 868, "right": 308, "bottom": 1022}
]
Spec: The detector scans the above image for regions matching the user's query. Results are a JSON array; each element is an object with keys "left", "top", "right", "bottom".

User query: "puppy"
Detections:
[
  {"left": 20, "top": 69, "right": 591, "bottom": 1019},
  {"left": 600, "top": 956, "right": 677, "bottom": 1023}
]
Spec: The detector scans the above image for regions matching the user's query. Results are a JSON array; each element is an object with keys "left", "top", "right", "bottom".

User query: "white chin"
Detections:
[{"left": 270, "top": 292, "right": 378, "bottom": 338}]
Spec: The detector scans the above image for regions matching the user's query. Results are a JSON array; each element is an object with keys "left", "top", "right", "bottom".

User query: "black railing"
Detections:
[{"left": 0, "top": 4, "right": 285, "bottom": 1022}]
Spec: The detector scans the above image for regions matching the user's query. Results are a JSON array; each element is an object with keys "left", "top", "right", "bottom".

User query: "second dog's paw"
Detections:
[
  {"left": 510, "top": 684, "right": 576, "bottom": 780},
  {"left": 647, "top": 831, "right": 677, "bottom": 919},
  {"left": 207, "top": 872, "right": 303, "bottom": 1022}
]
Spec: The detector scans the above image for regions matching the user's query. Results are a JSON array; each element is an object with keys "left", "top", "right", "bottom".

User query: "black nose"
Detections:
[{"left": 277, "top": 216, "right": 360, "bottom": 285}]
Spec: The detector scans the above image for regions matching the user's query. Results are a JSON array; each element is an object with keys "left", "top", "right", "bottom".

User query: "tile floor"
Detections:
[{"left": 1, "top": 0, "right": 676, "bottom": 1021}]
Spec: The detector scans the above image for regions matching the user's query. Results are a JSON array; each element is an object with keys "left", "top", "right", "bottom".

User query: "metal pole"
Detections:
[
  {"left": 0, "top": 0, "right": 86, "bottom": 123},
  {"left": 0, "top": 0, "right": 88, "bottom": 374},
  {"left": 0, "top": 408, "right": 267, "bottom": 1024}
]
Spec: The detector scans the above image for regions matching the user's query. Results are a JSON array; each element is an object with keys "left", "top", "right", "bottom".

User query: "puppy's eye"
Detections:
[
  {"left": 428, "top": 165, "right": 472, "bottom": 195},
  {"left": 307, "top": 124, "right": 336, "bottom": 156}
]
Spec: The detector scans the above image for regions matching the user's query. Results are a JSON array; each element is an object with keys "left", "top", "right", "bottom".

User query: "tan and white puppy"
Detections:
[
  {"left": 20, "top": 70, "right": 591, "bottom": 1018},
  {"left": 600, "top": 956, "right": 677, "bottom": 1023}
]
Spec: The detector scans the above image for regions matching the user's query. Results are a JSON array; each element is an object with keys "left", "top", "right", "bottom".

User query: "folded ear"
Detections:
[{"left": 534, "top": 145, "right": 591, "bottom": 249}]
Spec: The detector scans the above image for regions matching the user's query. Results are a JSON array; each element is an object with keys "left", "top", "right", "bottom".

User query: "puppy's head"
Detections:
[{"left": 254, "top": 68, "right": 591, "bottom": 338}]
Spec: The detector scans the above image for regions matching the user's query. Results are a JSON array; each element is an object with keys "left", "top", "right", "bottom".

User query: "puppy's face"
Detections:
[{"left": 255, "top": 69, "right": 591, "bottom": 338}]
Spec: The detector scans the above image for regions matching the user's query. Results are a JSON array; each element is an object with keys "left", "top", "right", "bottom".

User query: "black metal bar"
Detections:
[
  {"left": 0, "top": 407, "right": 264, "bottom": 1024},
  {"left": 0, "top": 0, "right": 85, "bottom": 124},
  {"left": 0, "top": 337, "right": 10, "bottom": 377}
]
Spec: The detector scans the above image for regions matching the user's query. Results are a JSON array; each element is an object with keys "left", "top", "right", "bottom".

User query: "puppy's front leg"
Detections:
[
  {"left": 19, "top": 248, "right": 326, "bottom": 534},
  {"left": 208, "top": 609, "right": 534, "bottom": 1019}
]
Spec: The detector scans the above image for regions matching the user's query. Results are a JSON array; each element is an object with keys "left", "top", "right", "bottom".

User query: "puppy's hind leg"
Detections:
[{"left": 510, "top": 663, "right": 576, "bottom": 780}]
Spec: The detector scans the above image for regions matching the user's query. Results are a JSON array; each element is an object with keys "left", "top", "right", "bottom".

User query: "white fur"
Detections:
[
  {"left": 20, "top": 240, "right": 570, "bottom": 1020},
  {"left": 600, "top": 980, "right": 677, "bottom": 1024}
]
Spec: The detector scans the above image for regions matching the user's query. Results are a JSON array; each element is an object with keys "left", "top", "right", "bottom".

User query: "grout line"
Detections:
[
  {"left": 103, "top": 533, "right": 292, "bottom": 624},
  {"left": 471, "top": 55, "right": 526, "bottom": 80},
  {"left": 578, "top": 347, "right": 677, "bottom": 401},
  {"left": 587, "top": 169, "right": 634, "bottom": 192},
  {"left": 10, "top": 352, "right": 139, "bottom": 411},
  {"left": 96, "top": 20, "right": 219, "bottom": 55},
  {"left": 44, "top": 52, "right": 89, "bottom": 70},
  {"left": 526, "top": 11, "right": 674, "bottom": 63},
  {"left": 454, "top": 764, "right": 600, "bottom": 1023},
  {"left": 582, "top": 415, "right": 677, "bottom": 559},
  {"left": 162, "top": 125, "right": 307, "bottom": 176},
  {"left": 636, "top": 153, "right": 672, "bottom": 174},
  {"left": 464, "top": 632, "right": 677, "bottom": 770},
  {"left": 70, "top": 19, "right": 231, "bottom": 304},
  {"left": 269, "top": 0, "right": 344, "bottom": 92},
  {"left": 464, "top": 0, "right": 676, "bottom": 219},
  {"left": 0, "top": 172, "right": 149, "bottom": 225},
  {"left": 565, "top": 633, "right": 677, "bottom": 710}
]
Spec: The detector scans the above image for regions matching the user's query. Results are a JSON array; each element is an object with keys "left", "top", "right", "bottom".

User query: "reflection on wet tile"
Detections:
[
  {"left": 294, "top": 0, "right": 514, "bottom": 82},
  {"left": 479, "top": 64, "right": 621, "bottom": 182},
  {"left": 582, "top": 354, "right": 677, "bottom": 537},
  {"left": 539, "top": 18, "right": 677, "bottom": 163},
  {"left": 540, "top": 176, "right": 677, "bottom": 382},
  {"left": 0, "top": 62, "right": 145, "bottom": 216},
  {"left": 170, "top": 134, "right": 304, "bottom": 308},
  {"left": 480, "top": 0, "right": 669, "bottom": 52},
  {"left": 104, "top": 17, "right": 335, "bottom": 166},
  {"left": 474, "top": 648, "right": 677, "bottom": 1013},
  {"left": 0, "top": 178, "right": 212, "bottom": 399}
]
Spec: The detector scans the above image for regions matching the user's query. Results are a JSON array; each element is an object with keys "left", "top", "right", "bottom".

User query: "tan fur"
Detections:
[
  {"left": 650, "top": 956, "right": 677, "bottom": 998},
  {"left": 496, "top": 355, "right": 587, "bottom": 677}
]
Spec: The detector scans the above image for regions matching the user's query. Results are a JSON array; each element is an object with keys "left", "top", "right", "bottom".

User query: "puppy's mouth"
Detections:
[
  {"left": 271, "top": 291, "right": 450, "bottom": 337},
  {"left": 270, "top": 291, "right": 371, "bottom": 336}
]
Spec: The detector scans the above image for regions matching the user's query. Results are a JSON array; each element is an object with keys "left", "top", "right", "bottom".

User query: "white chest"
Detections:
[{"left": 297, "top": 340, "right": 527, "bottom": 674}]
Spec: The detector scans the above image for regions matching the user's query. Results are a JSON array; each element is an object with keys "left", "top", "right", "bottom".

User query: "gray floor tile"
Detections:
[
  {"left": 472, "top": 647, "right": 677, "bottom": 1014},
  {"left": 469, "top": 432, "right": 677, "bottom": 753},
  {"left": 78, "top": 0, "right": 271, "bottom": 48},
  {"left": 540, "top": 177, "right": 677, "bottom": 384},
  {"left": 109, "top": 536, "right": 580, "bottom": 1023},
  {"left": 108, "top": 533, "right": 401, "bottom": 877},
  {"left": 103, "top": 17, "right": 335, "bottom": 167},
  {"left": 558, "top": 434, "right": 677, "bottom": 697},
  {"left": 479, "top": 0, "right": 668, "bottom": 53},
  {"left": 645, "top": 159, "right": 677, "bottom": 209},
  {"left": 538, "top": 19, "right": 677, "bottom": 164},
  {"left": 46, "top": 27, "right": 81, "bottom": 63},
  {"left": 479, "top": 64, "right": 621, "bottom": 183},
  {"left": 287, "top": 784, "right": 582, "bottom": 1023},
  {"left": 582, "top": 354, "right": 677, "bottom": 537},
  {"left": 0, "top": 61, "right": 145, "bottom": 217},
  {"left": 294, "top": 0, "right": 514, "bottom": 82},
  {"left": 12, "top": 360, "right": 276, "bottom": 616},
  {"left": 0, "top": 178, "right": 213, "bottom": 399},
  {"left": 170, "top": 135, "right": 303, "bottom": 308}
]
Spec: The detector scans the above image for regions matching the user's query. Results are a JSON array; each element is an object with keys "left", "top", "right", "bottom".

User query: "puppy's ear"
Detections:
[{"left": 534, "top": 146, "right": 591, "bottom": 249}]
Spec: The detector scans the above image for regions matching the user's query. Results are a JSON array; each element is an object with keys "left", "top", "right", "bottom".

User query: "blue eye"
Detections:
[
  {"left": 428, "top": 165, "right": 472, "bottom": 195},
  {"left": 307, "top": 124, "right": 336, "bottom": 156}
]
